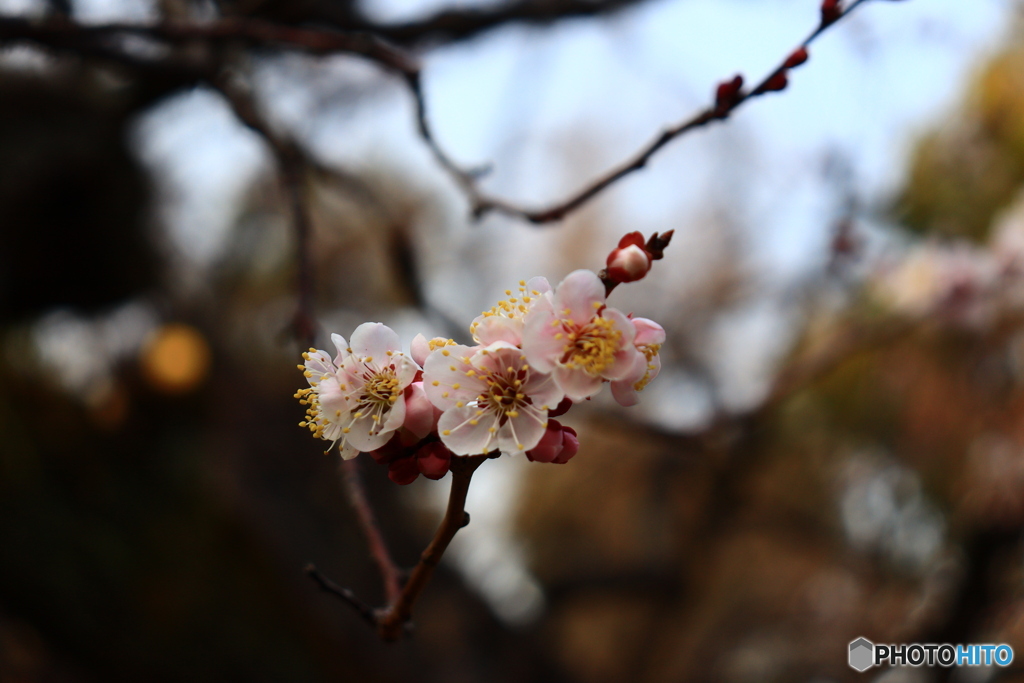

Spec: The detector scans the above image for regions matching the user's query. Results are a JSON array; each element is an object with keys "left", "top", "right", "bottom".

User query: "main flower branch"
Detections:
[{"left": 298, "top": 232, "right": 672, "bottom": 639}]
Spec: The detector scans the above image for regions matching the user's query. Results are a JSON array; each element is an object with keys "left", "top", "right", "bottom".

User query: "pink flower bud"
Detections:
[
  {"left": 526, "top": 421, "right": 578, "bottom": 464},
  {"left": 402, "top": 382, "right": 436, "bottom": 440},
  {"left": 552, "top": 426, "right": 579, "bottom": 464},
  {"left": 415, "top": 441, "right": 453, "bottom": 480},
  {"left": 410, "top": 333, "right": 431, "bottom": 367},
  {"left": 606, "top": 244, "right": 652, "bottom": 283}
]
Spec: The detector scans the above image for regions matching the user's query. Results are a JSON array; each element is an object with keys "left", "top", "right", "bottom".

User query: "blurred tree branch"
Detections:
[{"left": 459, "top": 0, "right": 877, "bottom": 223}]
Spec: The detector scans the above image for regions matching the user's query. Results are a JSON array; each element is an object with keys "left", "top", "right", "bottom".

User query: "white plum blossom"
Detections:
[
  {"left": 296, "top": 323, "right": 418, "bottom": 459},
  {"left": 611, "top": 317, "right": 665, "bottom": 407},
  {"left": 521, "top": 269, "right": 642, "bottom": 401},
  {"left": 422, "top": 341, "right": 563, "bottom": 456}
]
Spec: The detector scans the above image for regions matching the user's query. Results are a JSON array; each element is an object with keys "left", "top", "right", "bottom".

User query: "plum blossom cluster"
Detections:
[{"left": 296, "top": 233, "right": 671, "bottom": 484}]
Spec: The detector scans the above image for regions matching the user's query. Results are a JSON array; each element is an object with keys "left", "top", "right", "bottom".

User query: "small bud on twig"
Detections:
[
  {"left": 784, "top": 47, "right": 809, "bottom": 69},
  {"left": 755, "top": 71, "right": 789, "bottom": 95},
  {"left": 821, "top": 0, "right": 842, "bottom": 27},
  {"left": 606, "top": 232, "right": 652, "bottom": 283},
  {"left": 714, "top": 74, "right": 744, "bottom": 116},
  {"left": 645, "top": 230, "right": 674, "bottom": 260}
]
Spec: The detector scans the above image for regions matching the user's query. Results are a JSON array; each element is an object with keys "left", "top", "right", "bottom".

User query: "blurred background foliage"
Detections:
[{"left": 2, "top": 0, "right": 1024, "bottom": 682}]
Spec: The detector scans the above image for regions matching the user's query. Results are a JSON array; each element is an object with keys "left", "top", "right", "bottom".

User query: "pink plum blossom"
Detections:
[
  {"left": 410, "top": 333, "right": 459, "bottom": 367},
  {"left": 522, "top": 269, "right": 642, "bottom": 401},
  {"left": 423, "top": 341, "right": 563, "bottom": 456},
  {"left": 611, "top": 317, "right": 665, "bottom": 407},
  {"left": 468, "top": 277, "right": 551, "bottom": 346},
  {"left": 297, "top": 323, "right": 418, "bottom": 459}
]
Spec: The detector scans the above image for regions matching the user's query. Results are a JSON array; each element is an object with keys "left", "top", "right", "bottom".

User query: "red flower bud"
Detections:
[
  {"left": 606, "top": 244, "right": 652, "bottom": 284},
  {"left": 526, "top": 421, "right": 579, "bottom": 465},
  {"left": 756, "top": 71, "right": 789, "bottom": 94},
  {"left": 820, "top": 0, "right": 841, "bottom": 26},
  {"left": 370, "top": 432, "right": 408, "bottom": 465},
  {"left": 617, "top": 231, "right": 646, "bottom": 250},
  {"left": 714, "top": 74, "right": 744, "bottom": 113},
  {"left": 784, "top": 47, "right": 809, "bottom": 69},
  {"left": 552, "top": 426, "right": 579, "bottom": 464},
  {"left": 387, "top": 455, "right": 420, "bottom": 485},
  {"left": 415, "top": 441, "right": 452, "bottom": 480}
]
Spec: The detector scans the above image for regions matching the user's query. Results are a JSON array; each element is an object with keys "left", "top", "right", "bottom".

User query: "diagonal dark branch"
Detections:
[
  {"left": 305, "top": 563, "right": 378, "bottom": 627},
  {"left": 307, "top": 454, "right": 489, "bottom": 641},
  {"left": 213, "top": 71, "right": 318, "bottom": 348},
  {"left": 367, "top": 0, "right": 653, "bottom": 48},
  {"left": 0, "top": 16, "right": 419, "bottom": 74},
  {"left": 438, "top": 0, "right": 877, "bottom": 224},
  {"left": 375, "top": 453, "right": 487, "bottom": 641}
]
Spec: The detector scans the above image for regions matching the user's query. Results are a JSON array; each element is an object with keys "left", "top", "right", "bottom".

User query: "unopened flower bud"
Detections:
[
  {"left": 526, "top": 421, "right": 579, "bottom": 464},
  {"left": 820, "top": 0, "right": 841, "bottom": 26},
  {"left": 552, "top": 426, "right": 578, "bottom": 464},
  {"left": 715, "top": 74, "right": 744, "bottom": 114},
  {"left": 607, "top": 244, "right": 652, "bottom": 283},
  {"left": 402, "top": 382, "right": 437, "bottom": 440},
  {"left": 370, "top": 432, "right": 408, "bottom": 465},
  {"left": 388, "top": 455, "right": 420, "bottom": 485},
  {"left": 784, "top": 47, "right": 809, "bottom": 69},
  {"left": 415, "top": 442, "right": 452, "bottom": 480},
  {"left": 755, "top": 71, "right": 789, "bottom": 95}
]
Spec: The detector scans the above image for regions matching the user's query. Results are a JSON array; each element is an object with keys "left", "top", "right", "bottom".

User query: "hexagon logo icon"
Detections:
[{"left": 849, "top": 637, "right": 874, "bottom": 672}]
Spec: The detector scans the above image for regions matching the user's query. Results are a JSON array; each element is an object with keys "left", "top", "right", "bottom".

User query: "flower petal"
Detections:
[
  {"left": 632, "top": 317, "right": 666, "bottom": 346},
  {"left": 605, "top": 346, "right": 643, "bottom": 382},
  {"left": 522, "top": 308, "right": 566, "bottom": 374},
  {"left": 522, "top": 370, "right": 563, "bottom": 410},
  {"left": 526, "top": 276, "right": 551, "bottom": 297},
  {"left": 423, "top": 344, "right": 482, "bottom": 410},
  {"left": 331, "top": 333, "right": 350, "bottom": 366},
  {"left": 304, "top": 349, "right": 335, "bottom": 384},
  {"left": 338, "top": 440, "right": 359, "bottom": 460},
  {"left": 611, "top": 378, "right": 640, "bottom": 407},
  {"left": 497, "top": 409, "right": 547, "bottom": 455},
  {"left": 553, "top": 365, "right": 604, "bottom": 401},
  {"left": 472, "top": 315, "right": 523, "bottom": 346},
  {"left": 438, "top": 405, "right": 499, "bottom": 455},
  {"left": 410, "top": 333, "right": 431, "bottom": 367},
  {"left": 392, "top": 353, "right": 420, "bottom": 387},
  {"left": 344, "top": 411, "right": 394, "bottom": 453},
  {"left": 554, "top": 270, "right": 606, "bottom": 326},
  {"left": 349, "top": 322, "right": 401, "bottom": 362},
  {"left": 381, "top": 395, "right": 406, "bottom": 435}
]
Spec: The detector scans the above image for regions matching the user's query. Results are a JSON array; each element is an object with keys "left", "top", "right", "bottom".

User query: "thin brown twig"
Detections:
[
  {"left": 341, "top": 459, "right": 402, "bottom": 604},
  {"left": 305, "top": 563, "right": 378, "bottom": 627}
]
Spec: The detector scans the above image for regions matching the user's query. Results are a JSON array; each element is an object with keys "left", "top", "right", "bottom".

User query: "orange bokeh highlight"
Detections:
[{"left": 140, "top": 323, "right": 211, "bottom": 394}]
